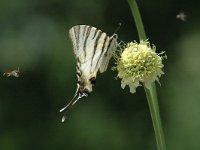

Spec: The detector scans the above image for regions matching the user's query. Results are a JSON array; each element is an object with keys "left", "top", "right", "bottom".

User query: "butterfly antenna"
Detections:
[
  {"left": 59, "top": 86, "right": 79, "bottom": 113},
  {"left": 60, "top": 95, "right": 83, "bottom": 122},
  {"left": 60, "top": 85, "right": 86, "bottom": 122},
  {"left": 113, "top": 22, "right": 122, "bottom": 34},
  {"left": 59, "top": 97, "right": 75, "bottom": 113}
]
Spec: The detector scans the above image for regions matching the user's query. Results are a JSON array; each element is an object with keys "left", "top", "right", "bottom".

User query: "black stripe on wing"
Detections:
[
  {"left": 83, "top": 26, "right": 92, "bottom": 60},
  {"left": 94, "top": 36, "right": 111, "bottom": 71},
  {"left": 90, "top": 30, "right": 104, "bottom": 72}
]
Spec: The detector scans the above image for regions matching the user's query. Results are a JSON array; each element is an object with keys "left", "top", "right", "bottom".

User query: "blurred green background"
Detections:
[{"left": 0, "top": 0, "right": 200, "bottom": 150}]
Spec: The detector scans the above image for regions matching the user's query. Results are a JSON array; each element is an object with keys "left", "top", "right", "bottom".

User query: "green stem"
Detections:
[
  {"left": 127, "top": 0, "right": 146, "bottom": 40},
  {"left": 127, "top": 0, "right": 167, "bottom": 150},
  {"left": 144, "top": 84, "right": 166, "bottom": 150}
]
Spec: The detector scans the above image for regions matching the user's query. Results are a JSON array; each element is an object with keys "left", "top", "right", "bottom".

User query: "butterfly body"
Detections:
[{"left": 60, "top": 25, "right": 118, "bottom": 121}]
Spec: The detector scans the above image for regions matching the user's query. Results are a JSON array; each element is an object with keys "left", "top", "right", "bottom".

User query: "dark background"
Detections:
[{"left": 1, "top": 0, "right": 200, "bottom": 150}]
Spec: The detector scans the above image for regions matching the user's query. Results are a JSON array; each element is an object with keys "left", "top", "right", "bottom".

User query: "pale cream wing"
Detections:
[
  {"left": 69, "top": 25, "right": 111, "bottom": 75},
  {"left": 99, "top": 34, "right": 118, "bottom": 73}
]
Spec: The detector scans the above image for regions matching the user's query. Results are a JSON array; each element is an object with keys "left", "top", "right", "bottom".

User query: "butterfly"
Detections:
[
  {"left": 60, "top": 25, "right": 118, "bottom": 122},
  {"left": 3, "top": 67, "right": 20, "bottom": 77}
]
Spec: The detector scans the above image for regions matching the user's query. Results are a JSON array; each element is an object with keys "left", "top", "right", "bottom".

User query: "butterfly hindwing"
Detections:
[{"left": 99, "top": 34, "right": 118, "bottom": 73}]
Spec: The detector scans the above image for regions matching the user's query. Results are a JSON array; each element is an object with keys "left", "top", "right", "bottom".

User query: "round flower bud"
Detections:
[{"left": 114, "top": 40, "right": 165, "bottom": 93}]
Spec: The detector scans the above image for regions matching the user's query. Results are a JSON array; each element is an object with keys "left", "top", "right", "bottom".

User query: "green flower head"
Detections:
[{"left": 114, "top": 40, "right": 165, "bottom": 93}]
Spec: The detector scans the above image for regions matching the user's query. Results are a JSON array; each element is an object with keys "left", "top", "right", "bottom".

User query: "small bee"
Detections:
[
  {"left": 176, "top": 12, "right": 187, "bottom": 21},
  {"left": 3, "top": 67, "right": 20, "bottom": 77}
]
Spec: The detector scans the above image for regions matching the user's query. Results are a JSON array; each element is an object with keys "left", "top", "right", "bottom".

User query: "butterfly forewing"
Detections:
[{"left": 69, "top": 25, "right": 116, "bottom": 74}]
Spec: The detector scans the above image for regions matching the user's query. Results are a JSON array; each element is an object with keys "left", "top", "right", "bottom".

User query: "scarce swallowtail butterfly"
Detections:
[{"left": 60, "top": 25, "right": 118, "bottom": 122}]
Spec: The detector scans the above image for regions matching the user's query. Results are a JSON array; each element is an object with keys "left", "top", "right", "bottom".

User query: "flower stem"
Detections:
[
  {"left": 127, "top": 0, "right": 167, "bottom": 150},
  {"left": 144, "top": 84, "right": 166, "bottom": 150},
  {"left": 127, "top": 0, "right": 146, "bottom": 40}
]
